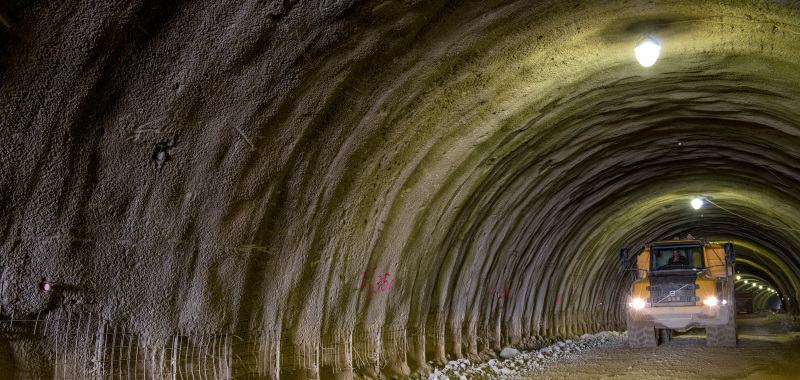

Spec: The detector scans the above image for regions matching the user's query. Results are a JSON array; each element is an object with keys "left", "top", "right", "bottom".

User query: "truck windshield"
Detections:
[{"left": 651, "top": 246, "right": 703, "bottom": 270}]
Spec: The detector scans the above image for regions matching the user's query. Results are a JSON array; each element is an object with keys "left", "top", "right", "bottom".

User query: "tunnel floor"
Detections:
[
  {"left": 515, "top": 312, "right": 800, "bottom": 380},
  {"left": 427, "top": 312, "right": 800, "bottom": 379}
]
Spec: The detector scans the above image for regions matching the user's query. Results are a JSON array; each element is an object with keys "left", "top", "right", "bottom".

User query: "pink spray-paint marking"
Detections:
[
  {"left": 358, "top": 270, "right": 374, "bottom": 289},
  {"left": 359, "top": 268, "right": 376, "bottom": 290},
  {"left": 373, "top": 272, "right": 392, "bottom": 293},
  {"left": 372, "top": 273, "right": 381, "bottom": 293},
  {"left": 359, "top": 270, "right": 394, "bottom": 293},
  {"left": 492, "top": 287, "right": 510, "bottom": 299}
]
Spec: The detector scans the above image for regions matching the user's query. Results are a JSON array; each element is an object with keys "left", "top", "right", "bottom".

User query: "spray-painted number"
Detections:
[{"left": 359, "top": 270, "right": 394, "bottom": 293}]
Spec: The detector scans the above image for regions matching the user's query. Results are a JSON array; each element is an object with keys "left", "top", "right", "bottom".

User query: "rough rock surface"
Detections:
[{"left": 1, "top": 0, "right": 800, "bottom": 378}]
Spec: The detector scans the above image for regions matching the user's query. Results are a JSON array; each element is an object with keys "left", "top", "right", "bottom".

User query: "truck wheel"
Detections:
[
  {"left": 627, "top": 315, "right": 658, "bottom": 347},
  {"left": 707, "top": 306, "right": 737, "bottom": 347},
  {"left": 658, "top": 328, "right": 673, "bottom": 344}
]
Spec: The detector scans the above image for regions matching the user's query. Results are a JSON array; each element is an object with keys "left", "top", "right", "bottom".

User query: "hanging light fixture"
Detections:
[{"left": 635, "top": 36, "right": 661, "bottom": 67}]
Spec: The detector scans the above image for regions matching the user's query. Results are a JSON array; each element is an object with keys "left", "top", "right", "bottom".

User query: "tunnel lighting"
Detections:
[
  {"left": 744, "top": 280, "right": 748, "bottom": 284},
  {"left": 736, "top": 275, "right": 741, "bottom": 280},
  {"left": 629, "top": 298, "right": 646, "bottom": 309},
  {"left": 703, "top": 297, "right": 718, "bottom": 306},
  {"left": 759, "top": 286, "right": 763, "bottom": 289},
  {"left": 634, "top": 37, "right": 661, "bottom": 67},
  {"left": 691, "top": 198, "right": 703, "bottom": 209}
]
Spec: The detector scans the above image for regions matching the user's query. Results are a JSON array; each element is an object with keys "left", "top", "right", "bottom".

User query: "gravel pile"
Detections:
[{"left": 425, "top": 331, "right": 626, "bottom": 379}]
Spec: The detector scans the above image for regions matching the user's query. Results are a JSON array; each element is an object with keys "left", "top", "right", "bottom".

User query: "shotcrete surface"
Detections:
[{"left": 2, "top": 0, "right": 800, "bottom": 377}]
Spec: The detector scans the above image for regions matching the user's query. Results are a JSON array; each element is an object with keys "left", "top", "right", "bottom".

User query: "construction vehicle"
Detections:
[{"left": 620, "top": 239, "right": 737, "bottom": 347}]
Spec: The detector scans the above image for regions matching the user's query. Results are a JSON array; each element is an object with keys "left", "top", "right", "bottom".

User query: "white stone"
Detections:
[{"left": 500, "top": 347, "right": 521, "bottom": 359}]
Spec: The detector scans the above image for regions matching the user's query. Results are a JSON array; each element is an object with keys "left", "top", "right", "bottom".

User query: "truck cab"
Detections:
[{"left": 622, "top": 239, "right": 737, "bottom": 347}]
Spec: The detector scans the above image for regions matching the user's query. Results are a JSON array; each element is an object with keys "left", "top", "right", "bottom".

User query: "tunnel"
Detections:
[{"left": 1, "top": 0, "right": 800, "bottom": 378}]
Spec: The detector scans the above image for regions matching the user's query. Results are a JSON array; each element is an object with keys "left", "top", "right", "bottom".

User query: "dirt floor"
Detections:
[{"left": 517, "top": 312, "right": 800, "bottom": 380}]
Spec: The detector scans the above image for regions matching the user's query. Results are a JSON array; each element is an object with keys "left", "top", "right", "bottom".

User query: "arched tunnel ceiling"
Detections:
[{"left": 1, "top": 0, "right": 800, "bottom": 376}]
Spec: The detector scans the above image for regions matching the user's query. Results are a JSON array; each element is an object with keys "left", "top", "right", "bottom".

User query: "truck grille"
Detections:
[{"left": 647, "top": 275, "right": 698, "bottom": 307}]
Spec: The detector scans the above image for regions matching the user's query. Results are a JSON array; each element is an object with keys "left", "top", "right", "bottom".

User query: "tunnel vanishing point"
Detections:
[{"left": 1, "top": 0, "right": 800, "bottom": 378}]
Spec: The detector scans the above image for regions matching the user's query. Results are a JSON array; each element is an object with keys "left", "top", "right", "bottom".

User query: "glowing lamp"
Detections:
[
  {"left": 691, "top": 198, "right": 703, "bottom": 209},
  {"left": 629, "top": 298, "right": 646, "bottom": 309},
  {"left": 635, "top": 38, "right": 661, "bottom": 67}
]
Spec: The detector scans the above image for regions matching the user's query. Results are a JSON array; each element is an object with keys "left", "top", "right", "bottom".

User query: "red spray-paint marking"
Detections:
[{"left": 358, "top": 270, "right": 394, "bottom": 293}]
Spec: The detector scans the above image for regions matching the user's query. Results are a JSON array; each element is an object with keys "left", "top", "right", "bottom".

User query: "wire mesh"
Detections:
[
  {"left": 319, "top": 330, "right": 352, "bottom": 374},
  {"left": 351, "top": 326, "right": 381, "bottom": 370},
  {"left": 166, "top": 329, "right": 232, "bottom": 380},
  {"left": 0, "top": 310, "right": 509, "bottom": 379},
  {"left": 228, "top": 330, "right": 279, "bottom": 379}
]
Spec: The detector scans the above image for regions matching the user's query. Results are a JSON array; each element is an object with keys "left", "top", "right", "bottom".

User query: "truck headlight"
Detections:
[
  {"left": 629, "top": 298, "right": 646, "bottom": 309},
  {"left": 703, "top": 297, "right": 718, "bottom": 306}
]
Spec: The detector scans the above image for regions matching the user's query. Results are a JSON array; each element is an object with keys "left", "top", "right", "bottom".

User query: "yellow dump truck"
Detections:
[{"left": 620, "top": 239, "right": 737, "bottom": 347}]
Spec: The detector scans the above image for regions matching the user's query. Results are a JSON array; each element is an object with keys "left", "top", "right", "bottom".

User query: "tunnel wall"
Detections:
[{"left": 1, "top": 0, "right": 800, "bottom": 378}]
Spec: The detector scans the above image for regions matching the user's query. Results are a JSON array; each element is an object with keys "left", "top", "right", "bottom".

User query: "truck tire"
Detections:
[
  {"left": 627, "top": 315, "right": 658, "bottom": 347},
  {"left": 707, "top": 306, "right": 737, "bottom": 347},
  {"left": 658, "top": 328, "right": 673, "bottom": 344}
]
